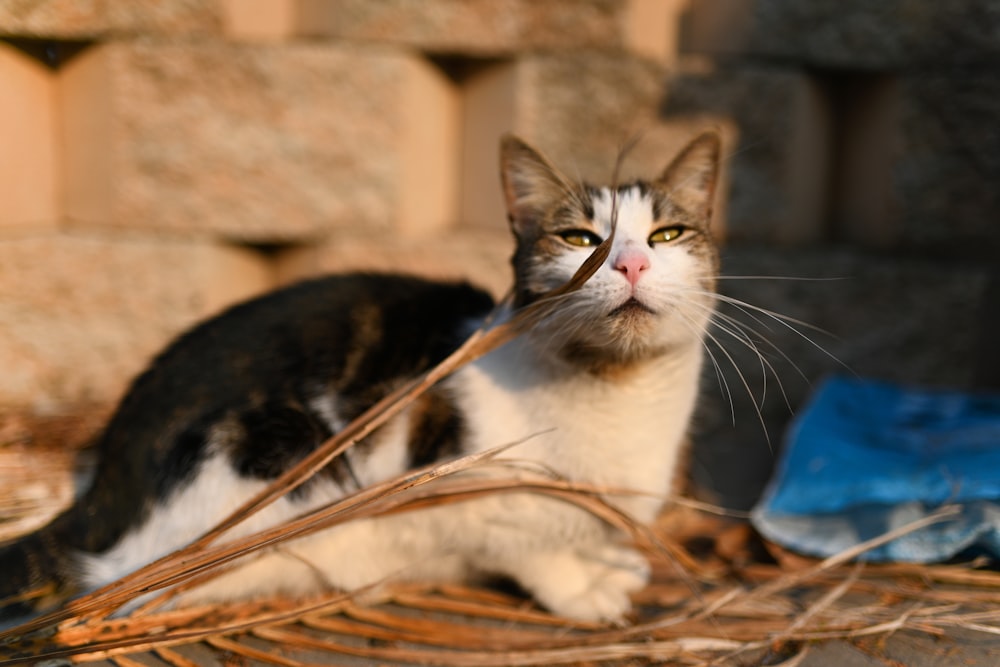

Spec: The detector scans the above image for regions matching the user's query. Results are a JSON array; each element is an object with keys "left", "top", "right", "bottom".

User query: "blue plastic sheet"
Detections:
[{"left": 752, "top": 376, "right": 1000, "bottom": 562}]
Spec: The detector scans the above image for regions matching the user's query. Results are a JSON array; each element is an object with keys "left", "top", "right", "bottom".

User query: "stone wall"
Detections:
[
  {"left": 1, "top": 0, "right": 707, "bottom": 414},
  {"left": 1, "top": 1, "right": 996, "bottom": 508}
]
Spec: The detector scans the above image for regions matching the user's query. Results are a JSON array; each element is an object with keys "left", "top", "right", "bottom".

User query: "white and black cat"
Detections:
[{"left": 0, "top": 131, "right": 721, "bottom": 624}]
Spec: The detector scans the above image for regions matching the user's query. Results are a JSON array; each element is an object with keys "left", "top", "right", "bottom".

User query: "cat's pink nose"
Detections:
[{"left": 613, "top": 249, "right": 650, "bottom": 287}]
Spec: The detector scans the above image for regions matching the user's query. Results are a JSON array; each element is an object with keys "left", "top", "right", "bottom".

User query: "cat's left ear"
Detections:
[
  {"left": 500, "top": 135, "right": 573, "bottom": 235},
  {"left": 655, "top": 131, "right": 722, "bottom": 220}
]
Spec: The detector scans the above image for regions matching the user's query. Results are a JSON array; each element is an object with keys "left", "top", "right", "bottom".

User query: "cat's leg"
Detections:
[
  {"left": 507, "top": 543, "right": 650, "bottom": 623},
  {"left": 282, "top": 517, "right": 471, "bottom": 591},
  {"left": 448, "top": 492, "right": 652, "bottom": 623},
  {"left": 173, "top": 515, "right": 470, "bottom": 606}
]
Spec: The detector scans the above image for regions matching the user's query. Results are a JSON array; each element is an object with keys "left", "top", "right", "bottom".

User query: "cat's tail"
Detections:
[{"left": 0, "top": 524, "right": 79, "bottom": 624}]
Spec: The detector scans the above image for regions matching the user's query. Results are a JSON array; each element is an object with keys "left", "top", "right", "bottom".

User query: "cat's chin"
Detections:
[
  {"left": 552, "top": 309, "right": 707, "bottom": 375},
  {"left": 551, "top": 320, "right": 682, "bottom": 374},
  {"left": 556, "top": 336, "right": 668, "bottom": 376},
  {"left": 607, "top": 297, "right": 657, "bottom": 319}
]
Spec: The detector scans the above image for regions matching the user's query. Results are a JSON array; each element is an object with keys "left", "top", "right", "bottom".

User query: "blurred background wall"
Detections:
[{"left": 0, "top": 0, "right": 996, "bottom": 509}]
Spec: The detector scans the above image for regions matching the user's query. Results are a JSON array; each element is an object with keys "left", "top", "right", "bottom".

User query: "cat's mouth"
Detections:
[{"left": 608, "top": 297, "right": 656, "bottom": 318}]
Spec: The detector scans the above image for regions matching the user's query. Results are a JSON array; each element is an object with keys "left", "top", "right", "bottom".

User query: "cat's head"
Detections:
[{"left": 500, "top": 132, "right": 721, "bottom": 370}]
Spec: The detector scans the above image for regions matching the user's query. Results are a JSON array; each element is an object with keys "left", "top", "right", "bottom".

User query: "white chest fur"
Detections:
[{"left": 448, "top": 336, "right": 704, "bottom": 523}]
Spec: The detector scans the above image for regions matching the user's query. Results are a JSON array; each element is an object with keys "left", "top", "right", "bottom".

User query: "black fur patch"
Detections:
[
  {"left": 234, "top": 403, "right": 330, "bottom": 481},
  {"left": 155, "top": 416, "right": 217, "bottom": 499},
  {"left": 407, "top": 389, "right": 465, "bottom": 468}
]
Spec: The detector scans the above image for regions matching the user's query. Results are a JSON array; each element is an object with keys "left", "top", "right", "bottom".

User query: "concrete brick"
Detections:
[
  {"left": 807, "top": 69, "right": 1000, "bottom": 254},
  {"left": 622, "top": 0, "right": 689, "bottom": 64},
  {"left": 663, "top": 63, "right": 833, "bottom": 245},
  {"left": 58, "top": 41, "right": 459, "bottom": 242},
  {"left": 890, "top": 71, "right": 1000, "bottom": 254},
  {"left": 0, "top": 232, "right": 273, "bottom": 411},
  {"left": 220, "top": 0, "right": 296, "bottom": 40},
  {"left": 0, "top": 0, "right": 222, "bottom": 37},
  {"left": 276, "top": 227, "right": 513, "bottom": 299},
  {"left": 682, "top": 0, "right": 1000, "bottom": 69},
  {"left": 0, "top": 0, "right": 105, "bottom": 37},
  {"left": 0, "top": 42, "right": 58, "bottom": 230},
  {"left": 0, "top": 0, "right": 685, "bottom": 57},
  {"left": 296, "top": 0, "right": 625, "bottom": 54},
  {"left": 459, "top": 54, "right": 679, "bottom": 231}
]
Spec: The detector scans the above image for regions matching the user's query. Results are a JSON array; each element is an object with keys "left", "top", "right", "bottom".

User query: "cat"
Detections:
[{"left": 0, "top": 131, "right": 721, "bottom": 625}]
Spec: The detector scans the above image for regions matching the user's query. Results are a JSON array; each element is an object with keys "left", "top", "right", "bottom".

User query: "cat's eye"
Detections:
[
  {"left": 557, "top": 229, "right": 603, "bottom": 248},
  {"left": 648, "top": 226, "right": 685, "bottom": 244}
]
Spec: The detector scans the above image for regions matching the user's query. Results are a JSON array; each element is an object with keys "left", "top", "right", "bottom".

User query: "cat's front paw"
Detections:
[{"left": 522, "top": 544, "right": 650, "bottom": 624}]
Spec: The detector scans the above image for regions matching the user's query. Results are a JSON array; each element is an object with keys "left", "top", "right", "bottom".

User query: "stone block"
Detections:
[
  {"left": 220, "top": 0, "right": 296, "bottom": 40},
  {"left": 682, "top": 0, "right": 1000, "bottom": 69},
  {"left": 0, "top": 42, "right": 58, "bottom": 230},
  {"left": 810, "top": 69, "right": 1000, "bottom": 254},
  {"left": 0, "top": 232, "right": 273, "bottom": 411},
  {"left": 0, "top": 0, "right": 688, "bottom": 57},
  {"left": 296, "top": 0, "right": 624, "bottom": 55},
  {"left": 276, "top": 227, "right": 513, "bottom": 299},
  {"left": 0, "top": 0, "right": 105, "bottom": 37},
  {"left": 664, "top": 63, "right": 833, "bottom": 245},
  {"left": 891, "top": 71, "right": 1000, "bottom": 254},
  {"left": 0, "top": 0, "right": 222, "bottom": 37},
  {"left": 459, "top": 54, "right": 676, "bottom": 231},
  {"left": 58, "top": 41, "right": 459, "bottom": 242},
  {"left": 622, "top": 0, "right": 689, "bottom": 64}
]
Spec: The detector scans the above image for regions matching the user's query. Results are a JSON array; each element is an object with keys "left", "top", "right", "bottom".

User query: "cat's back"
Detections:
[
  {"left": 115, "top": 273, "right": 494, "bottom": 425},
  {"left": 96, "top": 272, "right": 496, "bottom": 503}
]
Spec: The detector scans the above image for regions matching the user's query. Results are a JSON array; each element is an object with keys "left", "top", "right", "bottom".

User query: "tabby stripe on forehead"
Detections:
[
  {"left": 407, "top": 389, "right": 465, "bottom": 468},
  {"left": 657, "top": 198, "right": 702, "bottom": 230},
  {"left": 650, "top": 189, "right": 665, "bottom": 221},
  {"left": 630, "top": 182, "right": 651, "bottom": 198}
]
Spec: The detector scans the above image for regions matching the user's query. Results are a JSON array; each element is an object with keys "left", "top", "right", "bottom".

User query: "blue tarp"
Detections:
[{"left": 752, "top": 376, "right": 1000, "bottom": 562}]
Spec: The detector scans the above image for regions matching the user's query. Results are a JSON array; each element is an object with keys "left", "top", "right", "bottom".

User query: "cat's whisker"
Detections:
[
  {"left": 712, "top": 292, "right": 837, "bottom": 338},
  {"left": 712, "top": 293, "right": 851, "bottom": 377},
  {"left": 707, "top": 313, "right": 775, "bottom": 409},
  {"left": 714, "top": 307, "right": 811, "bottom": 394},
  {"left": 685, "top": 283, "right": 837, "bottom": 381},
  {"left": 679, "top": 289, "right": 804, "bottom": 415},
  {"left": 669, "top": 305, "right": 736, "bottom": 425},
  {"left": 692, "top": 299, "right": 798, "bottom": 409},
  {"left": 672, "top": 306, "right": 772, "bottom": 446},
  {"left": 711, "top": 275, "right": 847, "bottom": 282}
]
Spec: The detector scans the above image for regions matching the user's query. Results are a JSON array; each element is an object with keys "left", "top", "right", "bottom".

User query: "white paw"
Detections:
[{"left": 524, "top": 545, "right": 651, "bottom": 624}]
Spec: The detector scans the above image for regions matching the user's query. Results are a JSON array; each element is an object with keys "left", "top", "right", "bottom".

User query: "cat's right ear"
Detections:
[{"left": 500, "top": 135, "right": 571, "bottom": 234}]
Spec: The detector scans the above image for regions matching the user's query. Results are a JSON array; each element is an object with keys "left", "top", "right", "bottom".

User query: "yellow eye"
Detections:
[
  {"left": 557, "top": 230, "right": 603, "bottom": 247},
  {"left": 648, "top": 226, "right": 685, "bottom": 244}
]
